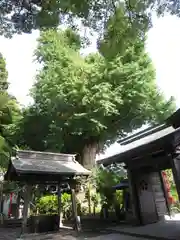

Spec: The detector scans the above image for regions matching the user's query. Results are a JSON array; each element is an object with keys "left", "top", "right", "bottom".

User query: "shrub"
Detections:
[
  {"left": 35, "top": 193, "right": 72, "bottom": 219},
  {"left": 91, "top": 167, "right": 124, "bottom": 207},
  {"left": 61, "top": 193, "right": 72, "bottom": 219},
  {"left": 91, "top": 192, "right": 101, "bottom": 215},
  {"left": 171, "top": 201, "right": 180, "bottom": 214},
  {"left": 115, "top": 190, "right": 123, "bottom": 204},
  {"left": 36, "top": 195, "right": 58, "bottom": 215}
]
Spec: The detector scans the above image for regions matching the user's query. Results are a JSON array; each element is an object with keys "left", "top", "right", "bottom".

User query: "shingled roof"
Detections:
[
  {"left": 97, "top": 125, "right": 180, "bottom": 166},
  {"left": 4, "top": 150, "right": 90, "bottom": 182}
]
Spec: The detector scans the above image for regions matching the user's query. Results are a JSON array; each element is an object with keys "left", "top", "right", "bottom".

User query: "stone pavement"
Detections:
[
  {"left": 0, "top": 228, "right": 20, "bottom": 240},
  {"left": 1, "top": 216, "right": 180, "bottom": 240},
  {"left": 0, "top": 227, "right": 151, "bottom": 240},
  {"left": 84, "top": 233, "right": 151, "bottom": 240},
  {"left": 107, "top": 219, "right": 180, "bottom": 240}
]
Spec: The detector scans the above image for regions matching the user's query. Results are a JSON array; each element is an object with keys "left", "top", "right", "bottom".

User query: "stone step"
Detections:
[{"left": 3, "top": 219, "right": 22, "bottom": 228}]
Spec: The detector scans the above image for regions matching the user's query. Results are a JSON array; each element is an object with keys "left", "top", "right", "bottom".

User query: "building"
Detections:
[{"left": 97, "top": 109, "right": 180, "bottom": 225}]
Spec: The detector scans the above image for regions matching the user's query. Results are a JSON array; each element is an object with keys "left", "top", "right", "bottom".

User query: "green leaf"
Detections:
[{"left": 17, "top": 27, "right": 175, "bottom": 168}]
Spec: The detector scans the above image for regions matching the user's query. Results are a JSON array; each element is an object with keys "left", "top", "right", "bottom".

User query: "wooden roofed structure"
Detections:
[
  {"left": 4, "top": 150, "right": 90, "bottom": 234},
  {"left": 97, "top": 109, "right": 180, "bottom": 226},
  {"left": 98, "top": 125, "right": 180, "bottom": 169},
  {"left": 4, "top": 150, "right": 90, "bottom": 182}
]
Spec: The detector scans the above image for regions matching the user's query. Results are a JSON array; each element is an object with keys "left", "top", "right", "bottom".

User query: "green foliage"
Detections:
[
  {"left": 16, "top": 25, "right": 175, "bottom": 168},
  {"left": 98, "top": 7, "right": 147, "bottom": 59},
  {"left": 165, "top": 169, "right": 175, "bottom": 186},
  {"left": 36, "top": 195, "right": 58, "bottom": 215},
  {"left": 61, "top": 192, "right": 72, "bottom": 219},
  {"left": 90, "top": 191, "right": 101, "bottom": 214},
  {"left": 91, "top": 167, "right": 123, "bottom": 191},
  {"left": 0, "top": 53, "right": 22, "bottom": 169},
  {"left": 115, "top": 190, "right": 123, "bottom": 204},
  {"left": 171, "top": 201, "right": 180, "bottom": 213},
  {"left": 165, "top": 169, "right": 179, "bottom": 202},
  {"left": 91, "top": 192, "right": 101, "bottom": 205},
  {"left": 105, "top": 164, "right": 127, "bottom": 177},
  {"left": 0, "top": 53, "right": 11, "bottom": 167},
  {"left": 2, "top": 181, "right": 22, "bottom": 194},
  {"left": 0, "top": 53, "right": 8, "bottom": 90},
  {"left": 0, "top": 136, "right": 10, "bottom": 169},
  {"left": 14, "top": 107, "right": 50, "bottom": 151},
  {"left": 1, "top": 0, "right": 180, "bottom": 38},
  {"left": 0, "top": 53, "right": 11, "bottom": 128},
  {"left": 35, "top": 193, "right": 72, "bottom": 219},
  {"left": 88, "top": 167, "right": 125, "bottom": 213},
  {"left": 90, "top": 167, "right": 123, "bottom": 206}
]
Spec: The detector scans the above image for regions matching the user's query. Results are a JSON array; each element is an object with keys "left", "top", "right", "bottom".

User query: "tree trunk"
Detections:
[{"left": 81, "top": 143, "right": 97, "bottom": 170}]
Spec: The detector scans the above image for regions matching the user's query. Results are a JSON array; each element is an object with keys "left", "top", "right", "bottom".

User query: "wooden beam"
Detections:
[
  {"left": 127, "top": 169, "right": 141, "bottom": 225},
  {"left": 0, "top": 181, "right": 3, "bottom": 225},
  {"left": 57, "top": 184, "right": 61, "bottom": 228},
  {"left": 21, "top": 185, "right": 32, "bottom": 234},
  {"left": 127, "top": 154, "right": 171, "bottom": 170},
  {"left": 71, "top": 189, "right": 81, "bottom": 231},
  {"left": 15, "top": 193, "right": 21, "bottom": 219},
  {"left": 87, "top": 182, "right": 91, "bottom": 214}
]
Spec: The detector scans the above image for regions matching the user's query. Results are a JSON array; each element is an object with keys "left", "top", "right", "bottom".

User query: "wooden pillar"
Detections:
[
  {"left": 71, "top": 189, "right": 81, "bottom": 231},
  {"left": 87, "top": 182, "right": 91, "bottom": 214},
  {"left": 57, "top": 184, "right": 61, "bottom": 228},
  {"left": 171, "top": 155, "right": 180, "bottom": 201},
  {"left": 15, "top": 193, "right": 21, "bottom": 219},
  {"left": 0, "top": 181, "right": 3, "bottom": 225},
  {"left": 127, "top": 168, "right": 141, "bottom": 225},
  {"left": 159, "top": 171, "right": 171, "bottom": 217},
  {"left": 21, "top": 185, "right": 32, "bottom": 234}
]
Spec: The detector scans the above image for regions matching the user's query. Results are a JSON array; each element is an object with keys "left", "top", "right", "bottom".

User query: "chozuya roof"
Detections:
[{"left": 4, "top": 150, "right": 90, "bottom": 181}]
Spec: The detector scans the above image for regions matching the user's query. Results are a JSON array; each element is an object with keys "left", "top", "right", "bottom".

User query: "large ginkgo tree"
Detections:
[{"left": 15, "top": 10, "right": 175, "bottom": 169}]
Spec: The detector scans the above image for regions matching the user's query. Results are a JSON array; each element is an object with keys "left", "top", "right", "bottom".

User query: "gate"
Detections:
[
  {"left": 136, "top": 173, "right": 158, "bottom": 224},
  {"left": 136, "top": 171, "right": 168, "bottom": 224}
]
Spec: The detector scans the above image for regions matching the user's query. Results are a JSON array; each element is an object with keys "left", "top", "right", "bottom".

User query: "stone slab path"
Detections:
[
  {"left": 0, "top": 228, "right": 152, "bottom": 240},
  {"left": 107, "top": 220, "right": 180, "bottom": 240},
  {"left": 0, "top": 228, "right": 20, "bottom": 240},
  {"left": 1, "top": 216, "right": 180, "bottom": 240}
]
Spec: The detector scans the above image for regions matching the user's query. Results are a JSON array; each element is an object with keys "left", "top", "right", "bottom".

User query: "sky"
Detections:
[{"left": 0, "top": 14, "right": 180, "bottom": 159}]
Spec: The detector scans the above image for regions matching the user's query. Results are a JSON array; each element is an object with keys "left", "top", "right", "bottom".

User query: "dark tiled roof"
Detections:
[
  {"left": 5, "top": 150, "right": 90, "bottom": 179},
  {"left": 97, "top": 126, "right": 180, "bottom": 165},
  {"left": 11, "top": 157, "right": 90, "bottom": 175}
]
